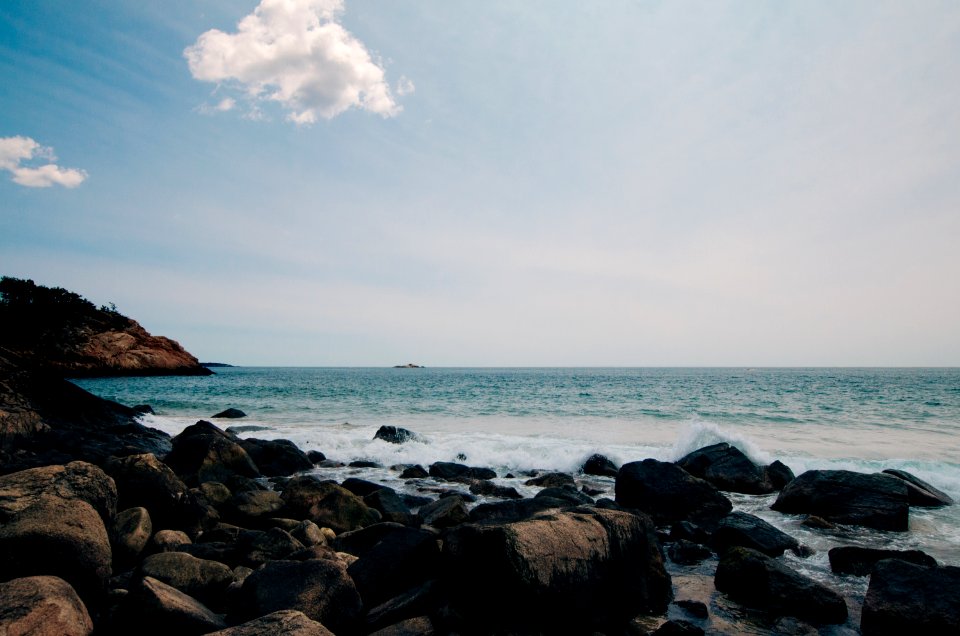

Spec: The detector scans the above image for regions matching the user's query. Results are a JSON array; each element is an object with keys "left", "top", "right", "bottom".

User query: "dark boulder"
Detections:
[
  {"left": 212, "top": 408, "right": 246, "bottom": 419},
  {"left": 582, "top": 453, "right": 619, "bottom": 477},
  {"left": 138, "top": 552, "right": 234, "bottom": 609},
  {"left": 714, "top": 546, "right": 847, "bottom": 625},
  {"left": 368, "top": 616, "right": 434, "bottom": 636},
  {"left": 428, "top": 461, "right": 496, "bottom": 481},
  {"left": 348, "top": 460, "right": 381, "bottom": 468},
  {"left": 399, "top": 464, "right": 428, "bottom": 479},
  {"left": 615, "top": 459, "right": 732, "bottom": 526},
  {"left": 712, "top": 511, "right": 800, "bottom": 557},
  {"left": 306, "top": 450, "right": 326, "bottom": 464},
  {"left": 419, "top": 495, "right": 469, "bottom": 529},
  {"left": 112, "top": 506, "right": 153, "bottom": 568},
  {"left": 164, "top": 421, "right": 260, "bottom": 485},
  {"left": 223, "top": 489, "right": 284, "bottom": 527},
  {"left": 468, "top": 496, "right": 570, "bottom": 525},
  {"left": 238, "top": 438, "right": 312, "bottom": 477},
  {"left": 205, "top": 610, "right": 334, "bottom": 635},
  {"left": 364, "top": 487, "right": 419, "bottom": 526},
  {"left": 535, "top": 485, "right": 594, "bottom": 505},
  {"left": 0, "top": 575, "right": 94, "bottom": 636},
  {"left": 341, "top": 477, "right": 386, "bottom": 498},
  {"left": 673, "top": 599, "right": 709, "bottom": 619},
  {"left": 280, "top": 476, "right": 381, "bottom": 534},
  {"left": 232, "top": 559, "right": 362, "bottom": 635},
  {"left": 677, "top": 442, "right": 774, "bottom": 494},
  {"left": 127, "top": 576, "right": 227, "bottom": 634},
  {"left": 468, "top": 480, "right": 523, "bottom": 499},
  {"left": 771, "top": 470, "right": 910, "bottom": 531},
  {"left": 828, "top": 545, "right": 938, "bottom": 576},
  {"left": 861, "top": 559, "right": 960, "bottom": 634},
  {"left": 443, "top": 507, "right": 671, "bottom": 634},
  {"left": 766, "top": 460, "right": 796, "bottom": 489},
  {"left": 333, "top": 523, "right": 441, "bottom": 607},
  {"left": 668, "top": 540, "right": 712, "bottom": 565},
  {"left": 881, "top": 469, "right": 954, "bottom": 507},
  {"left": 653, "top": 620, "right": 705, "bottom": 636},
  {"left": 364, "top": 581, "right": 438, "bottom": 633},
  {"left": 105, "top": 453, "right": 187, "bottom": 527},
  {"left": 524, "top": 471, "right": 575, "bottom": 488},
  {"left": 374, "top": 425, "right": 418, "bottom": 444}
]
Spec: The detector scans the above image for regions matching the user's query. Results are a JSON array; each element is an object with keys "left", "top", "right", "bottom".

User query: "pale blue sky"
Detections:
[{"left": 2, "top": 1, "right": 959, "bottom": 366}]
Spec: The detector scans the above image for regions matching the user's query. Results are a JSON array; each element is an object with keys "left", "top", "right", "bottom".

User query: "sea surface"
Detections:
[{"left": 75, "top": 366, "right": 960, "bottom": 633}]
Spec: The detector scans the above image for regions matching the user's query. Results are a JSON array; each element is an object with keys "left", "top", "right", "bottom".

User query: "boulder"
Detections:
[
  {"left": 224, "top": 490, "right": 284, "bottom": 527},
  {"left": 128, "top": 576, "right": 227, "bottom": 634},
  {"left": 615, "top": 459, "right": 732, "bottom": 526},
  {"left": 829, "top": 545, "right": 938, "bottom": 576},
  {"left": 280, "top": 477, "right": 381, "bottom": 534},
  {"left": 306, "top": 450, "right": 326, "bottom": 464},
  {"left": 364, "top": 581, "right": 438, "bottom": 633},
  {"left": 368, "top": 616, "right": 435, "bottom": 636},
  {"left": 138, "top": 552, "right": 234, "bottom": 608},
  {"left": 881, "top": 469, "right": 954, "bottom": 507},
  {"left": 342, "top": 477, "right": 386, "bottom": 498},
  {"left": 712, "top": 511, "right": 800, "bottom": 557},
  {"left": 468, "top": 480, "right": 523, "bottom": 499},
  {"left": 0, "top": 461, "right": 117, "bottom": 523},
  {"left": 239, "top": 438, "right": 313, "bottom": 477},
  {"left": 861, "top": 559, "right": 960, "bottom": 634},
  {"left": 582, "top": 453, "right": 619, "bottom": 477},
  {"left": 205, "top": 610, "right": 334, "bottom": 636},
  {"left": 399, "top": 464, "right": 428, "bottom": 479},
  {"left": 714, "top": 546, "right": 847, "bottom": 625},
  {"left": 677, "top": 442, "right": 774, "bottom": 494},
  {"left": 524, "top": 471, "right": 576, "bottom": 488},
  {"left": 105, "top": 453, "right": 186, "bottom": 527},
  {"left": 443, "top": 507, "right": 671, "bottom": 634},
  {"left": 673, "top": 599, "right": 709, "bottom": 619},
  {"left": 419, "top": 495, "right": 469, "bottom": 528},
  {"left": 771, "top": 470, "right": 910, "bottom": 531},
  {"left": 235, "top": 528, "right": 305, "bottom": 568},
  {"left": 171, "top": 489, "right": 221, "bottom": 539},
  {"left": 653, "top": 620, "right": 705, "bottom": 636},
  {"left": 151, "top": 529, "right": 192, "bottom": 553},
  {"left": 766, "top": 460, "right": 796, "bottom": 490},
  {"left": 0, "top": 575, "right": 94, "bottom": 636},
  {"left": 290, "top": 520, "right": 326, "bottom": 547},
  {"left": 232, "top": 559, "right": 362, "bottom": 635},
  {"left": 212, "top": 408, "right": 246, "bottom": 419},
  {"left": 428, "top": 462, "right": 496, "bottom": 481},
  {"left": 163, "top": 421, "right": 260, "bottom": 485},
  {"left": 112, "top": 506, "right": 153, "bottom": 567},
  {"left": 535, "top": 485, "right": 594, "bottom": 505},
  {"left": 364, "top": 487, "right": 419, "bottom": 526},
  {"left": 374, "top": 425, "right": 418, "bottom": 444},
  {"left": 667, "top": 540, "right": 712, "bottom": 565},
  {"left": 198, "top": 481, "right": 233, "bottom": 506},
  {"left": 334, "top": 523, "right": 441, "bottom": 607},
  {"left": 468, "top": 496, "right": 570, "bottom": 525}
]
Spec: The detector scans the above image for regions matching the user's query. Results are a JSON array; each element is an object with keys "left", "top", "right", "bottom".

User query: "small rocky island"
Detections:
[
  {"left": 392, "top": 363, "right": 423, "bottom": 368},
  {"left": 0, "top": 277, "right": 957, "bottom": 635}
]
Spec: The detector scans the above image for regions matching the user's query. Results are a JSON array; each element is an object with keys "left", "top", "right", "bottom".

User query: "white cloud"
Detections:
[
  {"left": 184, "top": 0, "right": 407, "bottom": 124},
  {"left": 0, "top": 136, "right": 87, "bottom": 188}
]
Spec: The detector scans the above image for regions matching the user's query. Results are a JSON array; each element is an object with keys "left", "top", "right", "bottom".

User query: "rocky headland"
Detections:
[{"left": 0, "top": 278, "right": 957, "bottom": 635}]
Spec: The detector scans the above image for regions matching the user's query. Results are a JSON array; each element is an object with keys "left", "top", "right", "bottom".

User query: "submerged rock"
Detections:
[
  {"left": 374, "top": 425, "right": 418, "bottom": 444},
  {"left": 212, "top": 408, "right": 247, "bottom": 419},
  {"left": 582, "top": 453, "right": 619, "bottom": 477},
  {"left": 861, "top": 559, "right": 960, "bottom": 634},
  {"left": 615, "top": 458, "right": 732, "bottom": 526},
  {"left": 771, "top": 470, "right": 910, "bottom": 531},
  {"left": 428, "top": 462, "right": 496, "bottom": 481},
  {"left": 714, "top": 546, "right": 847, "bottom": 625}
]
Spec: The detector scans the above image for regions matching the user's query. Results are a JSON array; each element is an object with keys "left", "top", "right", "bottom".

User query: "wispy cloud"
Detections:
[
  {"left": 0, "top": 136, "right": 87, "bottom": 188},
  {"left": 184, "top": 0, "right": 408, "bottom": 124}
]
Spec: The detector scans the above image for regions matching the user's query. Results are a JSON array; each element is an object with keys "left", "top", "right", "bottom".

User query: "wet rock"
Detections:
[
  {"left": 443, "top": 507, "right": 671, "bottom": 634},
  {"left": 212, "top": 408, "right": 246, "bottom": 419},
  {"left": 861, "top": 559, "right": 960, "bottom": 634},
  {"left": 349, "top": 460, "right": 381, "bottom": 468},
  {"left": 164, "top": 421, "right": 260, "bottom": 486},
  {"left": 399, "top": 464, "right": 428, "bottom": 479},
  {"left": 239, "top": 438, "right": 312, "bottom": 477},
  {"left": 673, "top": 599, "right": 708, "bottom": 619},
  {"left": 364, "top": 487, "right": 420, "bottom": 526},
  {"left": 771, "top": 470, "right": 910, "bottom": 531},
  {"left": 342, "top": 477, "right": 386, "bottom": 498},
  {"left": 712, "top": 511, "right": 800, "bottom": 557},
  {"left": 374, "top": 425, "right": 418, "bottom": 444},
  {"left": 206, "top": 610, "right": 334, "bottom": 636},
  {"left": 419, "top": 495, "right": 470, "bottom": 528},
  {"left": 112, "top": 506, "right": 153, "bottom": 568},
  {"left": 766, "top": 460, "right": 796, "bottom": 490},
  {"left": 668, "top": 539, "right": 712, "bottom": 565},
  {"left": 669, "top": 521, "right": 711, "bottom": 545},
  {"left": 771, "top": 616, "right": 819, "bottom": 636},
  {"left": 714, "top": 546, "right": 847, "bottom": 625},
  {"left": 428, "top": 461, "right": 496, "bottom": 481},
  {"left": 829, "top": 545, "right": 938, "bottom": 576},
  {"left": 653, "top": 619, "right": 705, "bottom": 636},
  {"left": 138, "top": 552, "right": 234, "bottom": 609},
  {"left": 801, "top": 515, "right": 836, "bottom": 530},
  {"left": 128, "top": 576, "right": 227, "bottom": 634},
  {"left": 0, "top": 575, "right": 94, "bottom": 636},
  {"left": 535, "top": 485, "right": 594, "bottom": 505},
  {"left": 582, "top": 453, "right": 619, "bottom": 477},
  {"left": 881, "top": 469, "right": 954, "bottom": 507},
  {"left": 468, "top": 480, "right": 523, "bottom": 499},
  {"left": 677, "top": 442, "right": 774, "bottom": 494},
  {"left": 306, "top": 450, "right": 326, "bottom": 464},
  {"left": 615, "top": 458, "right": 732, "bottom": 526},
  {"left": 280, "top": 476, "right": 381, "bottom": 534},
  {"left": 333, "top": 523, "right": 441, "bottom": 607},
  {"left": 525, "top": 471, "right": 576, "bottom": 488},
  {"left": 232, "top": 559, "right": 362, "bottom": 635},
  {"left": 468, "top": 496, "right": 570, "bottom": 525}
]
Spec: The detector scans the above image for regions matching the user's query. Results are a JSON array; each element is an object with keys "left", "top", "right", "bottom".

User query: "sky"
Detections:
[{"left": 1, "top": 0, "right": 959, "bottom": 366}]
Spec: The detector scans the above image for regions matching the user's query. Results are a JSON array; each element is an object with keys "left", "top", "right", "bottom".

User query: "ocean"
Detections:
[{"left": 74, "top": 366, "right": 960, "bottom": 632}]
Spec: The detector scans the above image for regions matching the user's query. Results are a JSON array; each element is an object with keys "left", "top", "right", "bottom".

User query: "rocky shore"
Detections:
[{"left": 1, "top": 279, "right": 958, "bottom": 635}]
